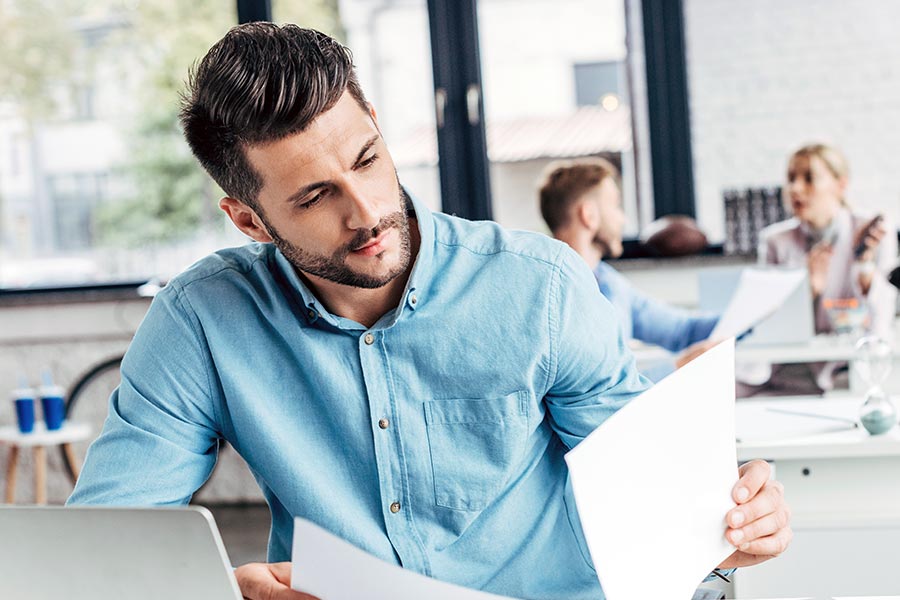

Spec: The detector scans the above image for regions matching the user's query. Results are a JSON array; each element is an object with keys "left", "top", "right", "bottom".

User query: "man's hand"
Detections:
[
  {"left": 235, "top": 562, "right": 321, "bottom": 600},
  {"left": 718, "top": 460, "right": 793, "bottom": 569},
  {"left": 675, "top": 339, "right": 719, "bottom": 369}
]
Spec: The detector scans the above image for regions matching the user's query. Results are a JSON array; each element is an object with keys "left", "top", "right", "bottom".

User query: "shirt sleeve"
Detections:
[
  {"left": 629, "top": 285, "right": 720, "bottom": 353},
  {"left": 543, "top": 246, "right": 652, "bottom": 449},
  {"left": 67, "top": 283, "right": 220, "bottom": 506}
]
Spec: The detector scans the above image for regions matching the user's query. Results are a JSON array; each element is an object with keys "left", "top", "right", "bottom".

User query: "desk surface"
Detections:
[
  {"left": 736, "top": 396, "right": 900, "bottom": 461},
  {"left": 0, "top": 422, "right": 91, "bottom": 446}
]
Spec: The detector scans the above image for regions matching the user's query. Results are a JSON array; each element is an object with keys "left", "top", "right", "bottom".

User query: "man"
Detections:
[
  {"left": 539, "top": 159, "right": 720, "bottom": 379},
  {"left": 69, "top": 24, "right": 791, "bottom": 600}
]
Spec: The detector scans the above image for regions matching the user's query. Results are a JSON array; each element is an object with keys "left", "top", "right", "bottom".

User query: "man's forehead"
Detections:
[{"left": 244, "top": 93, "right": 377, "bottom": 187}]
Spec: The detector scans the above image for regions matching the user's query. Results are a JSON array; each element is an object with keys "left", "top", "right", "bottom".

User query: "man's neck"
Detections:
[
  {"left": 304, "top": 219, "right": 421, "bottom": 329},
  {"left": 555, "top": 230, "right": 603, "bottom": 269}
]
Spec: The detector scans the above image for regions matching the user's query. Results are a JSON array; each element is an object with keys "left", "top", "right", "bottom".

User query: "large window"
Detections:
[{"left": 477, "top": 0, "right": 640, "bottom": 236}]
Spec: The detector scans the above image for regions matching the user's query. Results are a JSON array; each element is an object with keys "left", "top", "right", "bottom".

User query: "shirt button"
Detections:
[
  {"left": 389, "top": 502, "right": 401, "bottom": 513},
  {"left": 307, "top": 309, "right": 317, "bottom": 319},
  {"left": 364, "top": 333, "right": 375, "bottom": 345},
  {"left": 409, "top": 294, "right": 418, "bottom": 306},
  {"left": 378, "top": 418, "right": 389, "bottom": 429}
]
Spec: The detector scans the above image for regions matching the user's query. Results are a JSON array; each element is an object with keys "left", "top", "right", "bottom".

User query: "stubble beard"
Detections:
[{"left": 264, "top": 188, "right": 413, "bottom": 289}]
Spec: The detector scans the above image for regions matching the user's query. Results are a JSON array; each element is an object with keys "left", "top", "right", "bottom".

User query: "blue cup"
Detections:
[
  {"left": 40, "top": 387, "right": 65, "bottom": 431},
  {"left": 13, "top": 395, "right": 36, "bottom": 434}
]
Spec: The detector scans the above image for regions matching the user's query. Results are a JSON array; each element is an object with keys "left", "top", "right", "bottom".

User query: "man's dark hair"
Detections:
[
  {"left": 180, "top": 23, "right": 368, "bottom": 212},
  {"left": 538, "top": 157, "right": 620, "bottom": 233}
]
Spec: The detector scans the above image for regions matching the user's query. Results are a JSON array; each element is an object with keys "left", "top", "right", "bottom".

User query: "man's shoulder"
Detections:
[
  {"left": 431, "top": 212, "right": 568, "bottom": 269},
  {"left": 163, "top": 243, "right": 273, "bottom": 294}
]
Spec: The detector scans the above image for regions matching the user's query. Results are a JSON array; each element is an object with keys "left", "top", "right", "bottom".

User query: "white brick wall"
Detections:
[{"left": 684, "top": 0, "right": 900, "bottom": 242}]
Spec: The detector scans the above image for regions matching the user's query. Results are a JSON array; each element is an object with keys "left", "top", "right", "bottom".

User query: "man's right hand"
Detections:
[{"left": 235, "top": 562, "right": 321, "bottom": 600}]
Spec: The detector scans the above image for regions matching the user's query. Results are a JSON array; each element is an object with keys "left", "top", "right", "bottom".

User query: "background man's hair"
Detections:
[
  {"left": 538, "top": 157, "right": 620, "bottom": 233},
  {"left": 180, "top": 23, "right": 368, "bottom": 212}
]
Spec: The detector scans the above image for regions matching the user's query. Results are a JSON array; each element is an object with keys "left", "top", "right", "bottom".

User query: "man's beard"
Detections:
[
  {"left": 264, "top": 188, "right": 413, "bottom": 289},
  {"left": 592, "top": 232, "right": 616, "bottom": 259}
]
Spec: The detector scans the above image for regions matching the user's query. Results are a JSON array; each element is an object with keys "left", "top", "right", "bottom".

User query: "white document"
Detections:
[
  {"left": 710, "top": 268, "right": 807, "bottom": 340},
  {"left": 565, "top": 338, "right": 739, "bottom": 600},
  {"left": 291, "top": 517, "right": 519, "bottom": 600}
]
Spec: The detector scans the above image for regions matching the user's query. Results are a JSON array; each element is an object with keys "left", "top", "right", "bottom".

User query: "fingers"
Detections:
[
  {"left": 727, "top": 498, "right": 791, "bottom": 549},
  {"left": 732, "top": 459, "right": 770, "bottom": 504},
  {"left": 728, "top": 523, "right": 793, "bottom": 557},
  {"left": 235, "top": 562, "right": 321, "bottom": 600}
]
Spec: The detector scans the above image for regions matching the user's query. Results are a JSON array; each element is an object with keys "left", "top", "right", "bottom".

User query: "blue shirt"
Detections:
[
  {"left": 594, "top": 261, "right": 718, "bottom": 380},
  {"left": 69, "top": 197, "right": 652, "bottom": 599}
]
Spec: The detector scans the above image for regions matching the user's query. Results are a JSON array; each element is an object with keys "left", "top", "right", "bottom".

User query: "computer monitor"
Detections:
[{"left": 0, "top": 506, "right": 242, "bottom": 600}]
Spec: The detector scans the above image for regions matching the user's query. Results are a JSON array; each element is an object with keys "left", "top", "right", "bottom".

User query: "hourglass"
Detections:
[{"left": 853, "top": 336, "right": 897, "bottom": 435}]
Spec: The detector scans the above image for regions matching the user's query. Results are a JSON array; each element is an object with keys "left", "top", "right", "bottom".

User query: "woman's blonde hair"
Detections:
[{"left": 788, "top": 143, "right": 850, "bottom": 205}]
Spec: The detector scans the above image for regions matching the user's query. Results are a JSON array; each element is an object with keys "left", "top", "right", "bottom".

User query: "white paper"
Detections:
[
  {"left": 710, "top": 268, "right": 807, "bottom": 340},
  {"left": 291, "top": 517, "right": 519, "bottom": 600},
  {"left": 565, "top": 338, "right": 739, "bottom": 600}
]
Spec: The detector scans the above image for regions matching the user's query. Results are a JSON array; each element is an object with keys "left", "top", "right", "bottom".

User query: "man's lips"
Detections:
[{"left": 351, "top": 229, "right": 393, "bottom": 257}]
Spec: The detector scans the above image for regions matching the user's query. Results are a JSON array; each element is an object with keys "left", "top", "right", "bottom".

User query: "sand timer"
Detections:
[{"left": 854, "top": 336, "right": 897, "bottom": 435}]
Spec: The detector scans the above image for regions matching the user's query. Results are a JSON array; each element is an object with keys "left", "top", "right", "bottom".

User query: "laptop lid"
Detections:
[
  {"left": 0, "top": 505, "right": 242, "bottom": 600},
  {"left": 698, "top": 265, "right": 815, "bottom": 346}
]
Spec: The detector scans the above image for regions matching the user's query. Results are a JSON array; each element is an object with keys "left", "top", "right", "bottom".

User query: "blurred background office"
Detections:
[{"left": 1, "top": 1, "right": 899, "bottom": 599}]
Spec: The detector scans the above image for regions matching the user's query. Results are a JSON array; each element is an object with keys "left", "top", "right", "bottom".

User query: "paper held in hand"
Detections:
[
  {"left": 710, "top": 268, "right": 807, "bottom": 340},
  {"left": 565, "top": 338, "right": 739, "bottom": 600}
]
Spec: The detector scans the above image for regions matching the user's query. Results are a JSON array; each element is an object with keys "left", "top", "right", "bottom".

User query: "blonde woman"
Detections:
[{"left": 741, "top": 144, "right": 898, "bottom": 395}]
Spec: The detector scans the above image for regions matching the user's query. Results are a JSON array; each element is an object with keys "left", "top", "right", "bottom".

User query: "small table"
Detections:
[{"left": 0, "top": 422, "right": 91, "bottom": 504}]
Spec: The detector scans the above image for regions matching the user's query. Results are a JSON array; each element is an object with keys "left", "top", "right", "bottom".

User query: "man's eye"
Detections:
[
  {"left": 300, "top": 191, "right": 325, "bottom": 209},
  {"left": 359, "top": 153, "right": 379, "bottom": 168}
]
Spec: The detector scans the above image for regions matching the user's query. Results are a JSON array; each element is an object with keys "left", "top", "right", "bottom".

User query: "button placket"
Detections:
[{"left": 356, "top": 327, "right": 427, "bottom": 571}]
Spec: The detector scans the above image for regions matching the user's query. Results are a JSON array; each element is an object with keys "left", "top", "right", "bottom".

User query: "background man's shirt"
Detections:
[
  {"left": 70, "top": 196, "right": 650, "bottom": 600},
  {"left": 594, "top": 261, "right": 719, "bottom": 381}
]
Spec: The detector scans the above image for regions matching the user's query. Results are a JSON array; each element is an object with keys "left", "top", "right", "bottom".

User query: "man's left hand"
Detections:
[{"left": 718, "top": 459, "right": 793, "bottom": 569}]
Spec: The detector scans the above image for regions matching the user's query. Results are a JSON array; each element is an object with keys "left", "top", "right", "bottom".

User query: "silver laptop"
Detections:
[
  {"left": 0, "top": 506, "right": 242, "bottom": 600},
  {"left": 698, "top": 265, "right": 815, "bottom": 346}
]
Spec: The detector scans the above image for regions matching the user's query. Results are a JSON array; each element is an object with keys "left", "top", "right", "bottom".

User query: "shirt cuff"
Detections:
[{"left": 702, "top": 567, "right": 736, "bottom": 583}]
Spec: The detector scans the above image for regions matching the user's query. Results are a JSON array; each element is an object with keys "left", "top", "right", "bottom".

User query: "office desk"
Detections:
[{"left": 733, "top": 397, "right": 900, "bottom": 600}]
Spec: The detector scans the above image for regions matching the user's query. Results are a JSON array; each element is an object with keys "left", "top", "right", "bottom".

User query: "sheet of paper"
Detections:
[
  {"left": 565, "top": 338, "right": 739, "bottom": 600},
  {"left": 291, "top": 517, "right": 519, "bottom": 600},
  {"left": 710, "top": 268, "right": 807, "bottom": 340}
]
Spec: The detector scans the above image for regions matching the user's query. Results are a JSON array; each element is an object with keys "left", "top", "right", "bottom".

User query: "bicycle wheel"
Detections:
[{"left": 60, "top": 356, "right": 123, "bottom": 484}]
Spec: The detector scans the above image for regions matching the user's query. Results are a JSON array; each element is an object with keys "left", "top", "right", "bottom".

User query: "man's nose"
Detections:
[{"left": 345, "top": 183, "right": 380, "bottom": 231}]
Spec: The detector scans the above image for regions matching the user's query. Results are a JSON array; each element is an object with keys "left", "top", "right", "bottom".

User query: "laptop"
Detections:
[
  {"left": 0, "top": 506, "right": 242, "bottom": 600},
  {"left": 698, "top": 265, "right": 815, "bottom": 346}
]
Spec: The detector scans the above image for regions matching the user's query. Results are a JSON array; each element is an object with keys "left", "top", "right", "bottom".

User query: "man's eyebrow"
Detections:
[
  {"left": 286, "top": 179, "right": 329, "bottom": 205},
  {"left": 353, "top": 135, "right": 380, "bottom": 167},
  {"left": 284, "top": 135, "right": 381, "bottom": 205}
]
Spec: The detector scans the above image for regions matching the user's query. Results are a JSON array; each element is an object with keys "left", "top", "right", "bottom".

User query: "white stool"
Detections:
[{"left": 0, "top": 422, "right": 91, "bottom": 504}]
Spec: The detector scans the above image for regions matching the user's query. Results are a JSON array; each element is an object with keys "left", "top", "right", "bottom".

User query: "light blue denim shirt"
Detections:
[
  {"left": 69, "top": 196, "right": 653, "bottom": 599},
  {"left": 594, "top": 261, "right": 719, "bottom": 381}
]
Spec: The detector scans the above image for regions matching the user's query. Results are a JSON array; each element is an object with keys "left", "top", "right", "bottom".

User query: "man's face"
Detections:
[
  {"left": 243, "top": 92, "right": 411, "bottom": 289},
  {"left": 587, "top": 177, "right": 626, "bottom": 258}
]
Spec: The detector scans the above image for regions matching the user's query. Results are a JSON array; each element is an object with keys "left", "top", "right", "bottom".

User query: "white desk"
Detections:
[
  {"left": 0, "top": 422, "right": 91, "bottom": 504},
  {"left": 733, "top": 397, "right": 900, "bottom": 599}
]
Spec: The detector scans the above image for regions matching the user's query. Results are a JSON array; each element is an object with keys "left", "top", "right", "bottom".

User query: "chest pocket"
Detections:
[{"left": 423, "top": 391, "right": 529, "bottom": 511}]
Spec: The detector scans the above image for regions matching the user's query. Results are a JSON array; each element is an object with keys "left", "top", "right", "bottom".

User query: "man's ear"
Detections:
[
  {"left": 219, "top": 197, "right": 273, "bottom": 243},
  {"left": 576, "top": 199, "right": 600, "bottom": 230}
]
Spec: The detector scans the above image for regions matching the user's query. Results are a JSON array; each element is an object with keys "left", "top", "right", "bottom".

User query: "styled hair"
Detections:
[
  {"left": 788, "top": 143, "right": 850, "bottom": 205},
  {"left": 180, "top": 23, "right": 368, "bottom": 211},
  {"left": 538, "top": 157, "right": 621, "bottom": 233}
]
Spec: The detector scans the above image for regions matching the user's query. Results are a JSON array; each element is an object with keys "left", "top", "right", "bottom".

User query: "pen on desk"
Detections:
[{"left": 766, "top": 407, "right": 859, "bottom": 428}]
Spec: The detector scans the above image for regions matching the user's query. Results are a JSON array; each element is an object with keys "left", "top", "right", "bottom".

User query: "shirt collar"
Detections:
[{"left": 270, "top": 189, "right": 435, "bottom": 330}]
